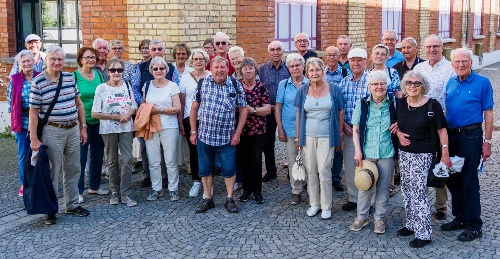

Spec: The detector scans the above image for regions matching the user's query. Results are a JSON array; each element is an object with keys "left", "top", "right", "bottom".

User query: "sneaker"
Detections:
[
  {"left": 169, "top": 191, "right": 180, "bottom": 202},
  {"left": 306, "top": 206, "right": 321, "bottom": 217},
  {"left": 350, "top": 218, "right": 369, "bottom": 231},
  {"left": 290, "top": 194, "right": 301, "bottom": 205},
  {"left": 88, "top": 189, "right": 109, "bottom": 195},
  {"left": 321, "top": 210, "right": 332, "bottom": 220},
  {"left": 189, "top": 182, "right": 202, "bottom": 197},
  {"left": 373, "top": 220, "right": 386, "bottom": 234},
  {"left": 44, "top": 214, "right": 57, "bottom": 225},
  {"left": 18, "top": 186, "right": 24, "bottom": 197},
  {"left": 441, "top": 220, "right": 466, "bottom": 231},
  {"left": 253, "top": 192, "right": 264, "bottom": 204},
  {"left": 332, "top": 182, "right": 344, "bottom": 192},
  {"left": 65, "top": 206, "right": 90, "bottom": 217},
  {"left": 121, "top": 195, "right": 138, "bottom": 207},
  {"left": 409, "top": 238, "right": 431, "bottom": 248},
  {"left": 342, "top": 201, "right": 357, "bottom": 211},
  {"left": 233, "top": 183, "right": 243, "bottom": 191},
  {"left": 434, "top": 208, "right": 447, "bottom": 220},
  {"left": 457, "top": 229, "right": 482, "bottom": 242},
  {"left": 109, "top": 193, "right": 120, "bottom": 205},
  {"left": 195, "top": 198, "right": 215, "bottom": 213},
  {"left": 224, "top": 197, "right": 239, "bottom": 213},
  {"left": 141, "top": 177, "right": 151, "bottom": 187},
  {"left": 262, "top": 173, "right": 277, "bottom": 183},
  {"left": 397, "top": 227, "right": 415, "bottom": 237},
  {"left": 78, "top": 195, "right": 84, "bottom": 204},
  {"left": 146, "top": 190, "right": 164, "bottom": 201},
  {"left": 239, "top": 191, "right": 253, "bottom": 202}
]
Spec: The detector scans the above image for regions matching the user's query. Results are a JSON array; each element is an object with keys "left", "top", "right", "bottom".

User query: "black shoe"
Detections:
[
  {"left": 409, "top": 238, "right": 431, "bottom": 248},
  {"left": 441, "top": 220, "right": 466, "bottom": 231},
  {"left": 162, "top": 178, "right": 168, "bottom": 189},
  {"left": 290, "top": 194, "right": 301, "bottom": 205},
  {"left": 342, "top": 201, "right": 357, "bottom": 211},
  {"left": 44, "top": 214, "right": 57, "bottom": 225},
  {"left": 262, "top": 173, "right": 277, "bottom": 183},
  {"left": 195, "top": 198, "right": 215, "bottom": 213},
  {"left": 397, "top": 227, "right": 415, "bottom": 237},
  {"left": 224, "top": 197, "right": 239, "bottom": 213},
  {"left": 65, "top": 206, "right": 90, "bottom": 217},
  {"left": 253, "top": 192, "right": 264, "bottom": 204},
  {"left": 239, "top": 191, "right": 253, "bottom": 202},
  {"left": 457, "top": 229, "right": 482, "bottom": 242},
  {"left": 434, "top": 208, "right": 447, "bottom": 220},
  {"left": 394, "top": 174, "right": 401, "bottom": 185},
  {"left": 333, "top": 181, "right": 344, "bottom": 191},
  {"left": 141, "top": 177, "right": 152, "bottom": 188}
]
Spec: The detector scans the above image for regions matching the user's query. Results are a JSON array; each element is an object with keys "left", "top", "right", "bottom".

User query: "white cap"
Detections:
[
  {"left": 25, "top": 34, "right": 41, "bottom": 43},
  {"left": 347, "top": 48, "right": 367, "bottom": 59}
]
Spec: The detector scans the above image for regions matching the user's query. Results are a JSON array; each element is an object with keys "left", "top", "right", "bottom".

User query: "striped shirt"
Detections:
[
  {"left": 340, "top": 71, "right": 369, "bottom": 124},
  {"left": 29, "top": 71, "right": 80, "bottom": 123}
]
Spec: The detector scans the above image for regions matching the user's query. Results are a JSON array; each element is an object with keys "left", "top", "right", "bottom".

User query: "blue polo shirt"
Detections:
[
  {"left": 386, "top": 50, "right": 404, "bottom": 68},
  {"left": 276, "top": 77, "right": 309, "bottom": 138},
  {"left": 445, "top": 72, "right": 494, "bottom": 128}
]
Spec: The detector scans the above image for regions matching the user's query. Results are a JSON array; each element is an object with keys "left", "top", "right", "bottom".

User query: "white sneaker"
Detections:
[
  {"left": 306, "top": 206, "right": 321, "bottom": 217},
  {"left": 88, "top": 189, "right": 110, "bottom": 195},
  {"left": 78, "top": 195, "right": 84, "bottom": 204},
  {"left": 202, "top": 186, "right": 214, "bottom": 199},
  {"left": 321, "top": 210, "right": 332, "bottom": 220},
  {"left": 189, "top": 182, "right": 202, "bottom": 197},
  {"left": 233, "top": 183, "right": 242, "bottom": 191}
]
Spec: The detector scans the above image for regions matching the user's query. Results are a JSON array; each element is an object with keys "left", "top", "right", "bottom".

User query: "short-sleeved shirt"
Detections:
[
  {"left": 276, "top": 77, "right": 310, "bottom": 138},
  {"left": 326, "top": 65, "right": 351, "bottom": 85},
  {"left": 446, "top": 72, "right": 494, "bottom": 128},
  {"left": 259, "top": 61, "right": 290, "bottom": 105},
  {"left": 339, "top": 60, "right": 351, "bottom": 71},
  {"left": 386, "top": 50, "right": 404, "bottom": 68},
  {"left": 397, "top": 97, "right": 447, "bottom": 153},
  {"left": 393, "top": 56, "right": 425, "bottom": 80},
  {"left": 7, "top": 80, "right": 31, "bottom": 129},
  {"left": 351, "top": 95, "right": 394, "bottom": 159},
  {"left": 194, "top": 75, "right": 247, "bottom": 146},
  {"left": 94, "top": 65, "right": 110, "bottom": 82},
  {"left": 241, "top": 82, "right": 269, "bottom": 135},
  {"left": 30, "top": 71, "right": 80, "bottom": 123},
  {"left": 413, "top": 58, "right": 456, "bottom": 109},
  {"left": 92, "top": 82, "right": 137, "bottom": 134},
  {"left": 367, "top": 67, "right": 401, "bottom": 98},
  {"left": 179, "top": 71, "right": 212, "bottom": 119},
  {"left": 340, "top": 71, "right": 369, "bottom": 124},
  {"left": 73, "top": 70, "right": 104, "bottom": 124},
  {"left": 302, "top": 50, "right": 318, "bottom": 62},
  {"left": 143, "top": 81, "right": 180, "bottom": 129}
]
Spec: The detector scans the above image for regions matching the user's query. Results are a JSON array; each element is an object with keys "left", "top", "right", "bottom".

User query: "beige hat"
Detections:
[
  {"left": 347, "top": 48, "right": 367, "bottom": 59},
  {"left": 354, "top": 160, "right": 379, "bottom": 191}
]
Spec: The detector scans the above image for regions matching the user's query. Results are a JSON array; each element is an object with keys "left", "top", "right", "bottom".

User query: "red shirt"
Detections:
[{"left": 206, "top": 53, "right": 235, "bottom": 75}]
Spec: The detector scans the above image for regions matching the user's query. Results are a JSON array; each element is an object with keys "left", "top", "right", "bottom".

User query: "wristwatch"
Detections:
[
  {"left": 253, "top": 107, "right": 256, "bottom": 114},
  {"left": 190, "top": 131, "right": 197, "bottom": 135},
  {"left": 441, "top": 144, "right": 448, "bottom": 148},
  {"left": 484, "top": 139, "right": 492, "bottom": 145},
  {"left": 80, "top": 123, "right": 87, "bottom": 128}
]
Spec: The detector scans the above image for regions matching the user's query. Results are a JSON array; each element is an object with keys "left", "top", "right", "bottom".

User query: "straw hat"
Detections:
[{"left": 354, "top": 160, "right": 379, "bottom": 191}]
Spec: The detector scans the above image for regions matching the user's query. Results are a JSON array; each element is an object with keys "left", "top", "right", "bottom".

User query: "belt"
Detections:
[
  {"left": 448, "top": 123, "right": 482, "bottom": 134},
  {"left": 48, "top": 121, "right": 78, "bottom": 129}
]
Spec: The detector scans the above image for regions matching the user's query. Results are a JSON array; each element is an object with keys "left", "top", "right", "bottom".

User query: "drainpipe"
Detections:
[{"left": 464, "top": 0, "right": 470, "bottom": 47}]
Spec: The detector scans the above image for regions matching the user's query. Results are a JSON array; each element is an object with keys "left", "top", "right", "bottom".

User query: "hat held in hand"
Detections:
[{"left": 355, "top": 160, "right": 379, "bottom": 191}]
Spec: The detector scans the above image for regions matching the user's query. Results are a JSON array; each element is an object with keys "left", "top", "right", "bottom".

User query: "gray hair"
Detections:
[
  {"left": 305, "top": 57, "right": 325, "bottom": 78},
  {"left": 228, "top": 46, "right": 244, "bottom": 58},
  {"left": 15, "top": 50, "right": 35, "bottom": 64},
  {"left": 106, "top": 57, "right": 125, "bottom": 71},
  {"left": 372, "top": 44, "right": 389, "bottom": 55},
  {"left": 149, "top": 39, "right": 164, "bottom": 46},
  {"left": 285, "top": 53, "right": 305, "bottom": 67},
  {"left": 337, "top": 35, "right": 351, "bottom": 45},
  {"left": 382, "top": 30, "right": 398, "bottom": 40},
  {"left": 366, "top": 70, "right": 390, "bottom": 86},
  {"left": 325, "top": 46, "right": 340, "bottom": 54},
  {"left": 188, "top": 49, "right": 210, "bottom": 66},
  {"left": 402, "top": 37, "right": 418, "bottom": 46},
  {"left": 110, "top": 40, "right": 125, "bottom": 49},
  {"left": 450, "top": 47, "right": 473, "bottom": 61},
  {"left": 239, "top": 58, "right": 260, "bottom": 77},
  {"left": 214, "top": 32, "right": 230, "bottom": 42},
  {"left": 294, "top": 33, "right": 310, "bottom": 42},
  {"left": 401, "top": 70, "right": 430, "bottom": 95},
  {"left": 92, "top": 38, "right": 109, "bottom": 49},
  {"left": 268, "top": 40, "right": 284, "bottom": 52},
  {"left": 210, "top": 56, "right": 229, "bottom": 67},
  {"left": 45, "top": 45, "right": 65, "bottom": 58},
  {"left": 424, "top": 34, "right": 443, "bottom": 46},
  {"left": 148, "top": 57, "right": 169, "bottom": 74}
]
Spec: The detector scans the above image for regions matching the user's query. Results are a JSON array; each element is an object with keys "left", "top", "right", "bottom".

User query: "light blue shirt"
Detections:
[
  {"left": 386, "top": 50, "right": 404, "bottom": 68},
  {"left": 326, "top": 65, "right": 351, "bottom": 85},
  {"left": 276, "top": 77, "right": 309, "bottom": 138}
]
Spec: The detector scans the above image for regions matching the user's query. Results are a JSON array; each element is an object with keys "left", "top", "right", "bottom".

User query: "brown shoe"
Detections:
[
  {"left": 224, "top": 197, "right": 239, "bottom": 213},
  {"left": 290, "top": 194, "right": 301, "bottom": 205}
]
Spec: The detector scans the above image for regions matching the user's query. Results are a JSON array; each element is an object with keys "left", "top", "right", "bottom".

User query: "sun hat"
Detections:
[{"left": 354, "top": 160, "right": 379, "bottom": 191}]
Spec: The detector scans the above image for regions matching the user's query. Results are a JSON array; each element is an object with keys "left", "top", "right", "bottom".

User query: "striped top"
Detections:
[{"left": 29, "top": 71, "right": 80, "bottom": 123}]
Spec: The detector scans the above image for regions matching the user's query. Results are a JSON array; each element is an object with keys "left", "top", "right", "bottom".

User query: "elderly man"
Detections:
[
  {"left": 93, "top": 38, "right": 110, "bottom": 81},
  {"left": 29, "top": 46, "right": 90, "bottom": 225},
  {"left": 340, "top": 48, "right": 370, "bottom": 211},
  {"left": 441, "top": 48, "right": 493, "bottom": 242},
  {"left": 190, "top": 56, "right": 248, "bottom": 213},
  {"left": 259, "top": 40, "right": 291, "bottom": 182},
  {"left": 205, "top": 32, "right": 235, "bottom": 75},
  {"left": 337, "top": 35, "right": 353, "bottom": 71},
  {"left": 382, "top": 30, "right": 404, "bottom": 68},
  {"left": 294, "top": 33, "right": 317, "bottom": 61},
  {"left": 9, "top": 34, "right": 46, "bottom": 78},
  {"left": 393, "top": 37, "right": 425, "bottom": 80},
  {"left": 414, "top": 34, "right": 456, "bottom": 220}
]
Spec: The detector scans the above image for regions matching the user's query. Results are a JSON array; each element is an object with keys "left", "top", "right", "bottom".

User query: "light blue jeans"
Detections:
[{"left": 15, "top": 128, "right": 30, "bottom": 185}]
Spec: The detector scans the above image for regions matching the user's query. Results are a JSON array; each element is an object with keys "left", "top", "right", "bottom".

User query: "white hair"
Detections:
[
  {"left": 228, "top": 46, "right": 244, "bottom": 58},
  {"left": 92, "top": 38, "right": 109, "bottom": 49},
  {"left": 268, "top": 40, "right": 284, "bottom": 52},
  {"left": 214, "top": 32, "right": 230, "bottom": 42},
  {"left": 450, "top": 47, "right": 473, "bottom": 61},
  {"left": 294, "top": 33, "right": 310, "bottom": 42}
]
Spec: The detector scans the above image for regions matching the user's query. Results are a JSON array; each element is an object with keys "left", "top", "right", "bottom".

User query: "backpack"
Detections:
[{"left": 195, "top": 76, "right": 241, "bottom": 105}]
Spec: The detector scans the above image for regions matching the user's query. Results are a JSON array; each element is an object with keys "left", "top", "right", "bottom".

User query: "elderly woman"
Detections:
[
  {"left": 275, "top": 53, "right": 309, "bottom": 205},
  {"left": 179, "top": 49, "right": 211, "bottom": 197},
  {"left": 228, "top": 46, "right": 244, "bottom": 80},
  {"left": 91, "top": 57, "right": 137, "bottom": 207},
  {"left": 7, "top": 50, "right": 40, "bottom": 196},
  {"left": 138, "top": 39, "right": 151, "bottom": 64},
  {"left": 73, "top": 47, "right": 108, "bottom": 202},
  {"left": 203, "top": 38, "right": 216, "bottom": 58},
  {"left": 172, "top": 43, "right": 194, "bottom": 78},
  {"left": 109, "top": 40, "right": 135, "bottom": 84},
  {"left": 236, "top": 58, "right": 271, "bottom": 204},
  {"left": 294, "top": 57, "right": 344, "bottom": 220},
  {"left": 350, "top": 70, "right": 398, "bottom": 234},
  {"left": 368, "top": 44, "right": 402, "bottom": 99},
  {"left": 395, "top": 70, "right": 451, "bottom": 248},
  {"left": 143, "top": 57, "right": 181, "bottom": 202}
]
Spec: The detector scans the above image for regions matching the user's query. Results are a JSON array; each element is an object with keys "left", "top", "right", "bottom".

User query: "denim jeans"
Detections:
[
  {"left": 79, "top": 123, "right": 104, "bottom": 194},
  {"left": 197, "top": 140, "right": 236, "bottom": 178},
  {"left": 263, "top": 113, "right": 277, "bottom": 176},
  {"left": 331, "top": 150, "right": 343, "bottom": 183},
  {"left": 447, "top": 127, "right": 483, "bottom": 231},
  {"left": 15, "top": 129, "right": 30, "bottom": 185}
]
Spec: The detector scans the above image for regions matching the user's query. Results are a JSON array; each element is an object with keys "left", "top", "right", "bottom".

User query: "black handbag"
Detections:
[
  {"left": 36, "top": 72, "right": 63, "bottom": 139},
  {"left": 426, "top": 99, "right": 448, "bottom": 188}
]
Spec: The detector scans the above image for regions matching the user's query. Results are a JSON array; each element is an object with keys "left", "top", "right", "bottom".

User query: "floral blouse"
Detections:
[{"left": 241, "top": 81, "right": 269, "bottom": 135}]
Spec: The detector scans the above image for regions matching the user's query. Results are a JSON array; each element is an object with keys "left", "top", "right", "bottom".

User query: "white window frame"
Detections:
[
  {"left": 275, "top": 0, "right": 317, "bottom": 52},
  {"left": 474, "top": 0, "right": 483, "bottom": 35},
  {"left": 382, "top": 0, "right": 403, "bottom": 42},
  {"left": 438, "top": 0, "right": 451, "bottom": 39}
]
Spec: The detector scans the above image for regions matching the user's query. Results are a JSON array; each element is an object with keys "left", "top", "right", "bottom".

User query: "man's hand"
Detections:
[
  {"left": 231, "top": 133, "right": 241, "bottom": 146},
  {"left": 190, "top": 133, "right": 198, "bottom": 145},
  {"left": 278, "top": 128, "right": 287, "bottom": 142},
  {"left": 343, "top": 122, "right": 353, "bottom": 136},
  {"left": 482, "top": 143, "right": 492, "bottom": 161},
  {"left": 30, "top": 138, "right": 43, "bottom": 151},
  {"left": 80, "top": 127, "right": 88, "bottom": 145}
]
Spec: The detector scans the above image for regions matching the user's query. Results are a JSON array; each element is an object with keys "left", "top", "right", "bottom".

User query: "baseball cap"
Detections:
[
  {"left": 25, "top": 34, "right": 41, "bottom": 43},
  {"left": 347, "top": 48, "right": 367, "bottom": 59}
]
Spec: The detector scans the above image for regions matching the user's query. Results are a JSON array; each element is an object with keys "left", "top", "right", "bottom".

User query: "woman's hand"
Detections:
[
  {"left": 440, "top": 154, "right": 452, "bottom": 168},
  {"left": 389, "top": 122, "right": 399, "bottom": 134},
  {"left": 354, "top": 150, "right": 363, "bottom": 168},
  {"left": 397, "top": 131, "right": 411, "bottom": 146},
  {"left": 119, "top": 114, "right": 131, "bottom": 123},
  {"left": 277, "top": 128, "right": 287, "bottom": 142},
  {"left": 30, "top": 138, "right": 43, "bottom": 151},
  {"left": 178, "top": 123, "right": 185, "bottom": 136}
]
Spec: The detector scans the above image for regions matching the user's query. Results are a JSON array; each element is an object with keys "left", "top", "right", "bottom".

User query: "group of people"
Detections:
[{"left": 6, "top": 30, "right": 493, "bottom": 248}]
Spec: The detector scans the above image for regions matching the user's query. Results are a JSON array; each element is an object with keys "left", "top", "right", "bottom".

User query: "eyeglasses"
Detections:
[
  {"left": 326, "top": 54, "right": 339, "bottom": 57},
  {"left": 152, "top": 67, "right": 166, "bottom": 71},
  {"left": 425, "top": 45, "right": 442, "bottom": 49},
  {"left": 269, "top": 48, "right": 282, "bottom": 52},
  {"left": 83, "top": 56, "right": 96, "bottom": 61},
  {"left": 151, "top": 47, "right": 163, "bottom": 52},
  {"left": 204, "top": 45, "right": 214, "bottom": 49},
  {"left": 370, "top": 82, "right": 387, "bottom": 86},
  {"left": 176, "top": 52, "right": 187, "bottom": 56},
  {"left": 215, "top": 41, "right": 228, "bottom": 46},
  {"left": 295, "top": 39, "right": 309, "bottom": 43},
  {"left": 288, "top": 64, "right": 303, "bottom": 69},
  {"left": 112, "top": 47, "right": 123, "bottom": 51},
  {"left": 192, "top": 58, "right": 205, "bottom": 62},
  {"left": 405, "top": 81, "right": 423, "bottom": 87},
  {"left": 383, "top": 38, "right": 397, "bottom": 42},
  {"left": 109, "top": 68, "right": 124, "bottom": 73}
]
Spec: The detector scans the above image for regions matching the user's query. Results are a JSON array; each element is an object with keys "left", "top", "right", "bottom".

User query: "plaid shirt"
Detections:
[
  {"left": 341, "top": 71, "right": 369, "bottom": 124},
  {"left": 259, "top": 61, "right": 290, "bottom": 105},
  {"left": 326, "top": 65, "right": 351, "bottom": 85},
  {"left": 194, "top": 75, "right": 246, "bottom": 146}
]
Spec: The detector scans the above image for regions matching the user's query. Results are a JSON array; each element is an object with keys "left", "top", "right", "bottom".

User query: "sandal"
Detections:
[
  {"left": 390, "top": 185, "right": 396, "bottom": 197},
  {"left": 434, "top": 208, "right": 447, "bottom": 220}
]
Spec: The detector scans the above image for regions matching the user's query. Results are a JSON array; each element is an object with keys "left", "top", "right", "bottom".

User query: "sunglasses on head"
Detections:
[
  {"left": 215, "top": 41, "right": 227, "bottom": 46},
  {"left": 109, "top": 68, "right": 124, "bottom": 73},
  {"left": 152, "top": 67, "right": 166, "bottom": 71}
]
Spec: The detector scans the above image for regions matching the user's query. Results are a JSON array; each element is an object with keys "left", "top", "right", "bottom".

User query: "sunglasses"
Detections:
[
  {"left": 152, "top": 67, "right": 166, "bottom": 71},
  {"left": 151, "top": 47, "right": 164, "bottom": 52},
  {"left": 215, "top": 41, "right": 228, "bottom": 46},
  {"left": 109, "top": 68, "right": 124, "bottom": 73}
]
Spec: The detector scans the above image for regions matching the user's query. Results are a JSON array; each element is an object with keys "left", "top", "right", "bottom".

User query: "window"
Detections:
[
  {"left": 438, "top": 0, "right": 451, "bottom": 38},
  {"left": 382, "top": 0, "right": 403, "bottom": 41},
  {"left": 15, "top": 0, "right": 81, "bottom": 55},
  {"left": 474, "top": 0, "right": 482, "bottom": 35},
  {"left": 275, "top": 0, "right": 317, "bottom": 52}
]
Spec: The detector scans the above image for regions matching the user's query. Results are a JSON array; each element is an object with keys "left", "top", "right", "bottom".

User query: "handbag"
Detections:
[
  {"left": 291, "top": 150, "right": 306, "bottom": 181},
  {"left": 36, "top": 72, "right": 63, "bottom": 139},
  {"left": 426, "top": 99, "right": 448, "bottom": 188}
]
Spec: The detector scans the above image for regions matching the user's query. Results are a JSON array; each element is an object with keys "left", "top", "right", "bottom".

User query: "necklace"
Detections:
[
  {"left": 79, "top": 68, "right": 94, "bottom": 81},
  {"left": 242, "top": 80, "right": 256, "bottom": 89},
  {"left": 312, "top": 85, "right": 322, "bottom": 107},
  {"left": 407, "top": 97, "right": 423, "bottom": 111}
]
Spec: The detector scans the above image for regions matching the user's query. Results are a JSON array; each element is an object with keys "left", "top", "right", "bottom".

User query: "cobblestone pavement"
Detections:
[{"left": 1, "top": 65, "right": 500, "bottom": 258}]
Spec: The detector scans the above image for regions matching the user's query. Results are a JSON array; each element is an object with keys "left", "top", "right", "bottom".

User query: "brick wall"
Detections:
[
  {"left": 347, "top": 0, "right": 367, "bottom": 49},
  {"left": 402, "top": 0, "right": 420, "bottom": 41},
  {"left": 0, "top": 0, "right": 16, "bottom": 101},
  {"left": 365, "top": 0, "right": 382, "bottom": 52},
  {"left": 317, "top": 0, "right": 349, "bottom": 50}
]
